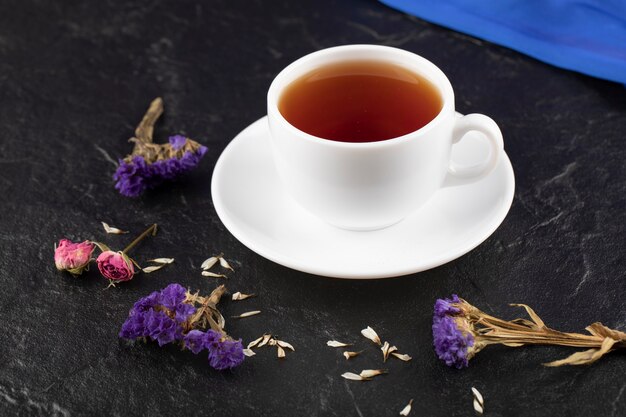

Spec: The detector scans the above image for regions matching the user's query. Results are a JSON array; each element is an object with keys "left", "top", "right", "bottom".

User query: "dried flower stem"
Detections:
[
  {"left": 134, "top": 97, "right": 163, "bottom": 146},
  {"left": 122, "top": 224, "right": 158, "bottom": 254}
]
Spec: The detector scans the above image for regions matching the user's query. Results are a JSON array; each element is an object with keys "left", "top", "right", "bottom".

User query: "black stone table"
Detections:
[{"left": 1, "top": 1, "right": 625, "bottom": 416}]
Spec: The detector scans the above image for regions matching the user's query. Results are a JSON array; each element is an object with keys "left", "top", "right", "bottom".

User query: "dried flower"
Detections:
[
  {"left": 399, "top": 399, "right": 413, "bottom": 416},
  {"left": 361, "top": 326, "right": 382, "bottom": 346},
  {"left": 120, "top": 283, "right": 245, "bottom": 371},
  {"left": 202, "top": 271, "right": 227, "bottom": 278},
  {"left": 327, "top": 340, "right": 352, "bottom": 348},
  {"left": 113, "top": 98, "right": 207, "bottom": 197},
  {"left": 232, "top": 310, "right": 261, "bottom": 319},
  {"left": 381, "top": 341, "right": 398, "bottom": 362},
  {"left": 343, "top": 351, "right": 362, "bottom": 360},
  {"left": 201, "top": 253, "right": 234, "bottom": 275},
  {"left": 101, "top": 222, "right": 128, "bottom": 234},
  {"left": 93, "top": 224, "right": 158, "bottom": 285},
  {"left": 243, "top": 348, "right": 256, "bottom": 357},
  {"left": 432, "top": 294, "right": 626, "bottom": 368},
  {"left": 147, "top": 258, "right": 174, "bottom": 264},
  {"left": 96, "top": 251, "right": 135, "bottom": 282},
  {"left": 471, "top": 387, "right": 484, "bottom": 414},
  {"left": 54, "top": 239, "right": 95, "bottom": 276},
  {"left": 359, "top": 369, "right": 387, "bottom": 378},
  {"left": 391, "top": 352, "right": 412, "bottom": 362},
  {"left": 232, "top": 292, "right": 255, "bottom": 301},
  {"left": 341, "top": 372, "right": 367, "bottom": 381}
]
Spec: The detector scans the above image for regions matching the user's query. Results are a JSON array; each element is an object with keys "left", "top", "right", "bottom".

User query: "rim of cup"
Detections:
[{"left": 267, "top": 44, "right": 456, "bottom": 149}]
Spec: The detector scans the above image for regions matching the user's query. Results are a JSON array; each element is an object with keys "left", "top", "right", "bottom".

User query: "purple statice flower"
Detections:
[
  {"left": 160, "top": 283, "right": 187, "bottom": 310},
  {"left": 113, "top": 143, "right": 208, "bottom": 197},
  {"left": 113, "top": 156, "right": 151, "bottom": 197},
  {"left": 144, "top": 309, "right": 181, "bottom": 346},
  {"left": 119, "top": 311, "right": 148, "bottom": 339},
  {"left": 183, "top": 330, "right": 208, "bottom": 354},
  {"left": 432, "top": 314, "right": 474, "bottom": 369},
  {"left": 434, "top": 294, "right": 461, "bottom": 319},
  {"left": 208, "top": 337, "right": 245, "bottom": 370},
  {"left": 169, "top": 135, "right": 187, "bottom": 150}
]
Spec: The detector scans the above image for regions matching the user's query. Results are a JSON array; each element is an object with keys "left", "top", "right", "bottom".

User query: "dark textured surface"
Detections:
[{"left": 1, "top": 0, "right": 625, "bottom": 416}]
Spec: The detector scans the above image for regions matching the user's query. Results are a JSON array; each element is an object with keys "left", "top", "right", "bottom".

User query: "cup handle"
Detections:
[{"left": 443, "top": 113, "right": 504, "bottom": 188}]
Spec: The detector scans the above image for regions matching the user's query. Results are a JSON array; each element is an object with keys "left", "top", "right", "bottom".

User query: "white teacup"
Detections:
[{"left": 267, "top": 45, "right": 504, "bottom": 231}]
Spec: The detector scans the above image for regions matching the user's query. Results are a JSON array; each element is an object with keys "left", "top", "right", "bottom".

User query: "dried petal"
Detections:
[
  {"left": 101, "top": 222, "right": 129, "bottom": 234},
  {"left": 327, "top": 340, "right": 352, "bottom": 348},
  {"left": 381, "top": 342, "right": 398, "bottom": 362},
  {"left": 359, "top": 369, "right": 387, "bottom": 379},
  {"left": 232, "top": 310, "right": 261, "bottom": 319},
  {"left": 219, "top": 256, "right": 234, "bottom": 271},
  {"left": 277, "top": 345, "right": 286, "bottom": 358},
  {"left": 471, "top": 387, "right": 484, "bottom": 406},
  {"left": 142, "top": 264, "right": 165, "bottom": 273},
  {"left": 391, "top": 352, "right": 412, "bottom": 362},
  {"left": 232, "top": 292, "right": 256, "bottom": 301},
  {"left": 399, "top": 399, "right": 413, "bottom": 416},
  {"left": 276, "top": 340, "right": 295, "bottom": 351},
  {"left": 243, "top": 348, "right": 256, "bottom": 357},
  {"left": 247, "top": 335, "right": 265, "bottom": 349},
  {"left": 201, "top": 271, "right": 227, "bottom": 278},
  {"left": 201, "top": 256, "right": 219, "bottom": 270},
  {"left": 257, "top": 334, "right": 272, "bottom": 348},
  {"left": 146, "top": 258, "right": 174, "bottom": 264},
  {"left": 473, "top": 399, "right": 484, "bottom": 415},
  {"left": 341, "top": 372, "right": 368, "bottom": 381},
  {"left": 361, "top": 326, "right": 382, "bottom": 345},
  {"left": 343, "top": 351, "right": 362, "bottom": 360},
  {"left": 268, "top": 338, "right": 277, "bottom": 346}
]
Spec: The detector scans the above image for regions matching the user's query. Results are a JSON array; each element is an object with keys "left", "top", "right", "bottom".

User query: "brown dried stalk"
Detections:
[
  {"left": 125, "top": 97, "right": 204, "bottom": 164},
  {"left": 455, "top": 298, "right": 626, "bottom": 366}
]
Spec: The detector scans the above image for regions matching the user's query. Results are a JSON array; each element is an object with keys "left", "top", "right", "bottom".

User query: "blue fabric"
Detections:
[{"left": 380, "top": 0, "right": 626, "bottom": 84}]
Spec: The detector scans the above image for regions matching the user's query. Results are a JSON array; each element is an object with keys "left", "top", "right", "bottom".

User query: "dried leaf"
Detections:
[
  {"left": 391, "top": 352, "right": 412, "bottom": 362},
  {"left": 343, "top": 351, "right": 362, "bottom": 360},
  {"left": 473, "top": 399, "right": 484, "bottom": 415},
  {"left": 399, "top": 399, "right": 413, "bottom": 416},
  {"left": 381, "top": 342, "right": 398, "bottom": 362},
  {"left": 276, "top": 340, "right": 295, "bottom": 351},
  {"left": 361, "top": 326, "right": 382, "bottom": 346},
  {"left": 277, "top": 345, "right": 286, "bottom": 358},
  {"left": 359, "top": 369, "right": 387, "bottom": 379},
  {"left": 510, "top": 303, "right": 546, "bottom": 329},
  {"left": 219, "top": 256, "right": 234, "bottom": 271},
  {"left": 201, "top": 256, "right": 219, "bottom": 270},
  {"left": 142, "top": 264, "right": 166, "bottom": 273},
  {"left": 243, "top": 348, "right": 256, "bottom": 357},
  {"left": 257, "top": 334, "right": 272, "bottom": 348},
  {"left": 101, "top": 222, "right": 129, "bottom": 234},
  {"left": 146, "top": 258, "right": 174, "bottom": 264},
  {"left": 327, "top": 340, "right": 352, "bottom": 348},
  {"left": 586, "top": 322, "right": 626, "bottom": 341},
  {"left": 201, "top": 271, "right": 227, "bottom": 278},
  {"left": 341, "top": 372, "right": 368, "bottom": 381},
  {"left": 247, "top": 335, "right": 265, "bottom": 349},
  {"left": 232, "top": 292, "right": 256, "bottom": 301},
  {"left": 232, "top": 310, "right": 261, "bottom": 319},
  {"left": 471, "top": 387, "right": 484, "bottom": 406},
  {"left": 544, "top": 337, "right": 616, "bottom": 366}
]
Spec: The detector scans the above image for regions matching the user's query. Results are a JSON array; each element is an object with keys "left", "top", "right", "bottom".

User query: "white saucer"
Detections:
[{"left": 211, "top": 116, "right": 515, "bottom": 279}]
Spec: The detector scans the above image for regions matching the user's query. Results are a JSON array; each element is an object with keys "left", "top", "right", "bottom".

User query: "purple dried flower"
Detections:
[
  {"left": 169, "top": 135, "right": 187, "bottom": 150},
  {"left": 119, "top": 312, "right": 148, "bottom": 339},
  {"left": 434, "top": 294, "right": 461, "bottom": 319},
  {"left": 113, "top": 156, "right": 151, "bottom": 197},
  {"left": 144, "top": 310, "right": 181, "bottom": 346},
  {"left": 184, "top": 330, "right": 208, "bottom": 354},
  {"left": 160, "top": 283, "right": 187, "bottom": 310},
  {"left": 208, "top": 337, "right": 245, "bottom": 370},
  {"left": 132, "top": 291, "right": 161, "bottom": 313},
  {"left": 432, "top": 314, "right": 474, "bottom": 369}
]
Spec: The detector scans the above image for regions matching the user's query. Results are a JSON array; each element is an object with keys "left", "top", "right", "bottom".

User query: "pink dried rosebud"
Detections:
[
  {"left": 54, "top": 239, "right": 95, "bottom": 276},
  {"left": 96, "top": 250, "right": 135, "bottom": 282}
]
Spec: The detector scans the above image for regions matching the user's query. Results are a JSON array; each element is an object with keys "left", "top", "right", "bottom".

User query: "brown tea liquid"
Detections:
[{"left": 278, "top": 60, "right": 442, "bottom": 143}]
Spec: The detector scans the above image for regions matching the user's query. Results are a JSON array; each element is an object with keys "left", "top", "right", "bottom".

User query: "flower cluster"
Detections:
[
  {"left": 432, "top": 295, "right": 476, "bottom": 369},
  {"left": 119, "top": 283, "right": 245, "bottom": 371},
  {"left": 112, "top": 98, "right": 208, "bottom": 197},
  {"left": 432, "top": 294, "right": 626, "bottom": 368},
  {"left": 114, "top": 136, "right": 208, "bottom": 197}
]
